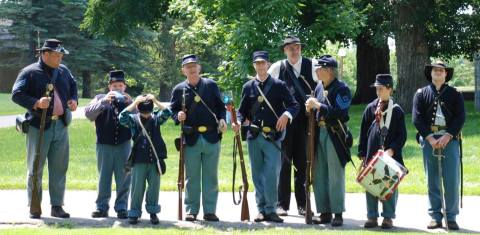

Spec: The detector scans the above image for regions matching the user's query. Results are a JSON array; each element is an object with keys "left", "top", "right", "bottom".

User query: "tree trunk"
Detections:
[
  {"left": 475, "top": 52, "right": 480, "bottom": 112},
  {"left": 393, "top": 3, "right": 430, "bottom": 113},
  {"left": 82, "top": 70, "right": 92, "bottom": 98},
  {"left": 352, "top": 33, "right": 390, "bottom": 104}
]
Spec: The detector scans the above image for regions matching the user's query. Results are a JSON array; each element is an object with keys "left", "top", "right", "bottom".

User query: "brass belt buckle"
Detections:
[
  {"left": 318, "top": 120, "right": 326, "bottom": 127},
  {"left": 51, "top": 115, "right": 59, "bottom": 120},
  {"left": 262, "top": 126, "right": 271, "bottom": 133},
  {"left": 431, "top": 126, "right": 439, "bottom": 132},
  {"left": 198, "top": 126, "right": 207, "bottom": 133}
]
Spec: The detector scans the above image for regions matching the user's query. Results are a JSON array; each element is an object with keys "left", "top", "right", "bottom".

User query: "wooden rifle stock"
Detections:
[
  {"left": 227, "top": 102, "right": 250, "bottom": 221},
  {"left": 305, "top": 108, "right": 316, "bottom": 224},
  {"left": 177, "top": 88, "right": 186, "bottom": 220}
]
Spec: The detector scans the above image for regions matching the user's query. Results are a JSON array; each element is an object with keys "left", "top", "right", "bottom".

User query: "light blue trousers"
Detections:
[
  {"left": 95, "top": 141, "right": 131, "bottom": 212},
  {"left": 184, "top": 136, "right": 220, "bottom": 215},
  {"left": 247, "top": 135, "right": 282, "bottom": 214},
  {"left": 26, "top": 120, "right": 69, "bottom": 206},
  {"left": 313, "top": 127, "right": 345, "bottom": 214},
  {"left": 422, "top": 138, "right": 460, "bottom": 222},
  {"left": 128, "top": 163, "right": 160, "bottom": 218}
]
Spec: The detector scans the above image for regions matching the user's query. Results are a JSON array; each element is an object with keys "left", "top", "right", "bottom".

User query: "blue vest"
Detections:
[
  {"left": 131, "top": 116, "right": 167, "bottom": 164},
  {"left": 95, "top": 95, "right": 131, "bottom": 145}
]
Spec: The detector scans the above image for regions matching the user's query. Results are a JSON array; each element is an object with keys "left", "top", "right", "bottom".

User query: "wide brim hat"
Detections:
[
  {"left": 424, "top": 61, "right": 454, "bottom": 82},
  {"left": 36, "top": 39, "right": 69, "bottom": 55},
  {"left": 280, "top": 35, "right": 305, "bottom": 51}
]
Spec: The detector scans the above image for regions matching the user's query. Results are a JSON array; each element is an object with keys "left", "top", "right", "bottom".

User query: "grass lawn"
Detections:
[
  {"left": 0, "top": 228, "right": 468, "bottom": 235},
  {"left": 0, "top": 101, "right": 479, "bottom": 195},
  {"left": 0, "top": 93, "right": 92, "bottom": 116}
]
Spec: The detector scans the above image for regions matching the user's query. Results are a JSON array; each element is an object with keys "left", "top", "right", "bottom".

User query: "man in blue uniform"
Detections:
[
  {"left": 85, "top": 70, "right": 132, "bottom": 219},
  {"left": 233, "top": 51, "right": 299, "bottom": 223},
  {"left": 11, "top": 39, "right": 78, "bottom": 219},
  {"left": 358, "top": 74, "right": 407, "bottom": 229},
  {"left": 305, "top": 55, "right": 352, "bottom": 226},
  {"left": 413, "top": 61, "right": 465, "bottom": 230},
  {"left": 268, "top": 36, "right": 319, "bottom": 216},
  {"left": 170, "top": 54, "right": 227, "bottom": 222}
]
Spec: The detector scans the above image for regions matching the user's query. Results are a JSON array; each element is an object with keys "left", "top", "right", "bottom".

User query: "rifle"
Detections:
[
  {"left": 177, "top": 87, "right": 186, "bottom": 220},
  {"left": 305, "top": 98, "right": 315, "bottom": 224},
  {"left": 30, "top": 83, "right": 53, "bottom": 216},
  {"left": 226, "top": 96, "right": 250, "bottom": 221}
]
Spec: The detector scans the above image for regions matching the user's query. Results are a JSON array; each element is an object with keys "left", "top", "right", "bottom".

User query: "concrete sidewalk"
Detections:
[
  {"left": 0, "top": 190, "right": 478, "bottom": 233},
  {"left": 0, "top": 107, "right": 86, "bottom": 128},
  {"left": 0, "top": 102, "right": 171, "bottom": 128}
]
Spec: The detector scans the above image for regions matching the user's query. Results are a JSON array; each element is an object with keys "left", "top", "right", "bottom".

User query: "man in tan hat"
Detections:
[
  {"left": 412, "top": 60, "right": 465, "bottom": 230},
  {"left": 268, "top": 35, "right": 319, "bottom": 217}
]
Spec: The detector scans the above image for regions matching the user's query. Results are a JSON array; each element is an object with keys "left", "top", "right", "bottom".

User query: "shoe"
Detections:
[
  {"left": 203, "top": 213, "right": 219, "bottom": 222},
  {"left": 447, "top": 221, "right": 459, "bottom": 230},
  {"left": 276, "top": 207, "right": 288, "bottom": 216},
  {"left": 150, "top": 213, "right": 159, "bottom": 225},
  {"left": 264, "top": 213, "right": 283, "bottom": 223},
  {"left": 427, "top": 220, "right": 442, "bottom": 229},
  {"left": 29, "top": 212, "right": 41, "bottom": 219},
  {"left": 185, "top": 213, "right": 197, "bottom": 222},
  {"left": 331, "top": 213, "right": 343, "bottom": 227},
  {"left": 381, "top": 218, "right": 393, "bottom": 229},
  {"left": 51, "top": 206, "right": 70, "bottom": 218},
  {"left": 116, "top": 210, "right": 127, "bottom": 219},
  {"left": 254, "top": 213, "right": 265, "bottom": 222},
  {"left": 313, "top": 213, "right": 332, "bottom": 224},
  {"left": 364, "top": 218, "right": 378, "bottom": 228},
  {"left": 129, "top": 217, "right": 138, "bottom": 225},
  {"left": 91, "top": 209, "right": 108, "bottom": 218}
]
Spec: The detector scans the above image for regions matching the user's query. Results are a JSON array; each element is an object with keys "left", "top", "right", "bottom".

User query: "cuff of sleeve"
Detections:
[
  {"left": 29, "top": 99, "right": 38, "bottom": 111},
  {"left": 425, "top": 133, "right": 434, "bottom": 140},
  {"left": 282, "top": 111, "right": 293, "bottom": 123}
]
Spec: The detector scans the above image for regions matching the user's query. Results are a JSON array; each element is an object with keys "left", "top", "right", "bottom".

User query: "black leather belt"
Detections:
[
  {"left": 183, "top": 125, "right": 216, "bottom": 134},
  {"left": 249, "top": 125, "right": 277, "bottom": 135}
]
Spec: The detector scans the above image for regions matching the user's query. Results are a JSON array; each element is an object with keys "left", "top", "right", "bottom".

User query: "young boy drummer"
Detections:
[
  {"left": 357, "top": 74, "right": 407, "bottom": 229},
  {"left": 119, "top": 94, "right": 172, "bottom": 225}
]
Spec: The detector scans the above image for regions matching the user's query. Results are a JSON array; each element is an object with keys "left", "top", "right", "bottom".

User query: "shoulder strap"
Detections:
[
  {"left": 380, "top": 99, "right": 396, "bottom": 130},
  {"left": 51, "top": 68, "right": 59, "bottom": 85},
  {"left": 256, "top": 82, "right": 279, "bottom": 119},
  {"left": 189, "top": 85, "right": 219, "bottom": 123},
  {"left": 136, "top": 115, "right": 163, "bottom": 175},
  {"left": 249, "top": 78, "right": 274, "bottom": 117},
  {"left": 379, "top": 99, "right": 399, "bottom": 149},
  {"left": 283, "top": 60, "right": 310, "bottom": 101}
]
